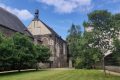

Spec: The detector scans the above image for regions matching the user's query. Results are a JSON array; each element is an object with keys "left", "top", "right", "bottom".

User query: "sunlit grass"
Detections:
[{"left": 0, "top": 69, "right": 120, "bottom": 80}]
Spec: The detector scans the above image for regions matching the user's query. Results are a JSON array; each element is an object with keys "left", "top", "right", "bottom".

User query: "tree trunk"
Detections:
[
  {"left": 102, "top": 56, "right": 106, "bottom": 75},
  {"left": 36, "top": 62, "right": 39, "bottom": 71},
  {"left": 18, "top": 62, "right": 21, "bottom": 72}
]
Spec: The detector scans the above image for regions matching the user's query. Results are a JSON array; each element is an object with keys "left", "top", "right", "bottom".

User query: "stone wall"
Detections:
[
  {"left": 0, "top": 25, "right": 16, "bottom": 36},
  {"left": 105, "top": 66, "right": 120, "bottom": 73},
  {"left": 53, "top": 36, "right": 68, "bottom": 68},
  {"left": 35, "top": 34, "right": 68, "bottom": 68},
  {"left": 28, "top": 21, "right": 51, "bottom": 35}
]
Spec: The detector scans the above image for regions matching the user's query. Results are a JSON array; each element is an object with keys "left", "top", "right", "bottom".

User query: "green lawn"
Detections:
[{"left": 0, "top": 69, "right": 120, "bottom": 80}]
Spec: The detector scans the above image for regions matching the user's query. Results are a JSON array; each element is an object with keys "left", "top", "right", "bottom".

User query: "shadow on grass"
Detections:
[{"left": 0, "top": 69, "right": 47, "bottom": 76}]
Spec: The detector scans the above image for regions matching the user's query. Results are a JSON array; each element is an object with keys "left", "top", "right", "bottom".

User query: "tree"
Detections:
[
  {"left": 74, "top": 32, "right": 102, "bottom": 69},
  {"left": 84, "top": 10, "right": 120, "bottom": 71},
  {"left": 67, "top": 24, "right": 82, "bottom": 66},
  {"left": 67, "top": 24, "right": 102, "bottom": 69},
  {"left": 111, "top": 13, "right": 120, "bottom": 66},
  {"left": 0, "top": 33, "right": 4, "bottom": 43},
  {"left": 0, "top": 33, "right": 14, "bottom": 71},
  {"left": 34, "top": 45, "right": 50, "bottom": 70},
  {"left": 112, "top": 39, "right": 120, "bottom": 66},
  {"left": 0, "top": 32, "right": 51, "bottom": 71},
  {"left": 12, "top": 33, "right": 36, "bottom": 72},
  {"left": 87, "top": 10, "right": 114, "bottom": 55}
]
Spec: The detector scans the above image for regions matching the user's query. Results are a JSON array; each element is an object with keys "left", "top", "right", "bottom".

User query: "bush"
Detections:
[{"left": 0, "top": 32, "right": 50, "bottom": 71}]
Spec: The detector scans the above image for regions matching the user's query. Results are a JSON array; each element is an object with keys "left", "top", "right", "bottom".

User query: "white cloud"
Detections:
[
  {"left": 0, "top": 3, "right": 33, "bottom": 21},
  {"left": 37, "top": 0, "right": 92, "bottom": 13}
]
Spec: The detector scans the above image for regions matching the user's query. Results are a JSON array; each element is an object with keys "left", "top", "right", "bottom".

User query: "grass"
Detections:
[{"left": 0, "top": 69, "right": 120, "bottom": 80}]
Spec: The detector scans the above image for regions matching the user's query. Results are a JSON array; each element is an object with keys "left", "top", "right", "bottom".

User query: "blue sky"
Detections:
[{"left": 0, "top": 0, "right": 120, "bottom": 39}]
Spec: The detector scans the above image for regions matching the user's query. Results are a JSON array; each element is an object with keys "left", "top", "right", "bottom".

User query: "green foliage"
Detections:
[
  {"left": 35, "top": 45, "right": 50, "bottom": 62},
  {"left": 86, "top": 10, "right": 120, "bottom": 54},
  {"left": 68, "top": 10, "right": 117, "bottom": 69},
  {"left": 83, "top": 21, "right": 90, "bottom": 27},
  {"left": 67, "top": 24, "right": 81, "bottom": 58},
  {"left": 67, "top": 24, "right": 102, "bottom": 69},
  {"left": 12, "top": 33, "right": 36, "bottom": 71},
  {"left": 0, "top": 35, "right": 14, "bottom": 69},
  {"left": 112, "top": 39, "right": 120, "bottom": 65},
  {"left": 74, "top": 32, "right": 102, "bottom": 69},
  {"left": 88, "top": 10, "right": 112, "bottom": 29},
  {"left": 84, "top": 10, "right": 120, "bottom": 67},
  {"left": 0, "top": 32, "right": 50, "bottom": 71},
  {"left": 87, "top": 10, "right": 113, "bottom": 54},
  {"left": 0, "top": 33, "right": 4, "bottom": 43}
]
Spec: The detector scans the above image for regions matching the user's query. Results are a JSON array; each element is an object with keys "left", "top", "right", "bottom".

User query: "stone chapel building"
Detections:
[{"left": 27, "top": 10, "right": 68, "bottom": 68}]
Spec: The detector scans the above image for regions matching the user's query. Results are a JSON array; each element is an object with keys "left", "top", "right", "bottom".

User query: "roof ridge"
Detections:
[{"left": 39, "top": 20, "right": 66, "bottom": 42}]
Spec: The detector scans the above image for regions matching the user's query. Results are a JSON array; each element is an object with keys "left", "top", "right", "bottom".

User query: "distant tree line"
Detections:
[
  {"left": 0, "top": 33, "right": 50, "bottom": 72},
  {"left": 67, "top": 10, "right": 120, "bottom": 69}
]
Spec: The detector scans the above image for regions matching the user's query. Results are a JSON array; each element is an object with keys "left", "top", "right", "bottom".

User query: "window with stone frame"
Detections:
[
  {"left": 56, "top": 43, "right": 60, "bottom": 57},
  {"left": 42, "top": 37, "right": 49, "bottom": 45}
]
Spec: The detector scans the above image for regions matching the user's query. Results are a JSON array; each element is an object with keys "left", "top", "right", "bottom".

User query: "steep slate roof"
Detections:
[
  {"left": 41, "top": 20, "right": 66, "bottom": 42},
  {"left": 40, "top": 20, "right": 59, "bottom": 36},
  {"left": 0, "top": 7, "right": 33, "bottom": 37}
]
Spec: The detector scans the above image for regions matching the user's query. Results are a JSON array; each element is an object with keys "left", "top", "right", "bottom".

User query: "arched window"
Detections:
[
  {"left": 56, "top": 43, "right": 60, "bottom": 57},
  {"left": 41, "top": 37, "right": 49, "bottom": 45}
]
